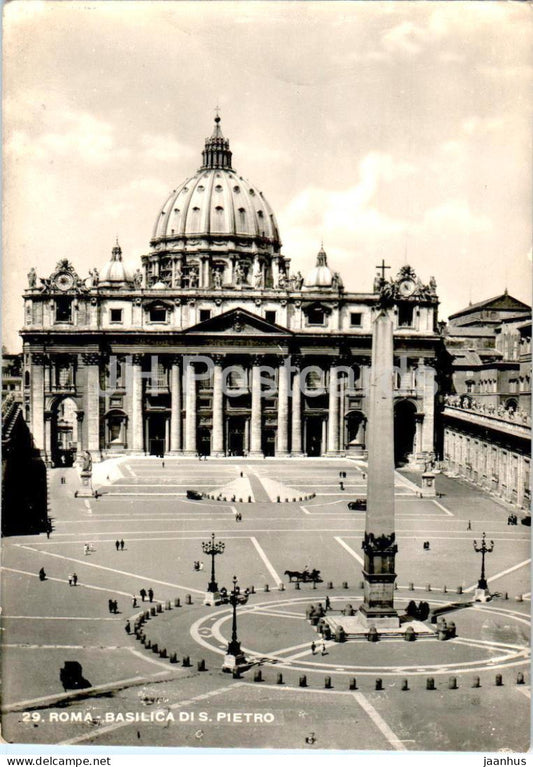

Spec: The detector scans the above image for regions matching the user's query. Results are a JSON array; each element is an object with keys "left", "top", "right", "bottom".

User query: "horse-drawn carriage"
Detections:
[{"left": 284, "top": 568, "right": 322, "bottom": 584}]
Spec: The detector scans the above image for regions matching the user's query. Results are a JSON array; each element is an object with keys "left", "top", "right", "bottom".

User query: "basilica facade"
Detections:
[{"left": 21, "top": 117, "right": 440, "bottom": 467}]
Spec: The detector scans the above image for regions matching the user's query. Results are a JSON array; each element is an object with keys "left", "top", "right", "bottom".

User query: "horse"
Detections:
[{"left": 284, "top": 569, "right": 304, "bottom": 582}]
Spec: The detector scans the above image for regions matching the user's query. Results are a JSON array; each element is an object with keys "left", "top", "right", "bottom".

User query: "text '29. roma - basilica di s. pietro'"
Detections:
[{"left": 21, "top": 116, "right": 441, "bottom": 468}]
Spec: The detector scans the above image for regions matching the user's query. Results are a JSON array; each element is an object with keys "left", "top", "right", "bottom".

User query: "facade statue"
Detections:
[
  {"left": 214, "top": 270, "right": 222, "bottom": 288},
  {"left": 89, "top": 269, "right": 99, "bottom": 287},
  {"left": 254, "top": 269, "right": 264, "bottom": 289},
  {"left": 133, "top": 269, "right": 143, "bottom": 288},
  {"left": 189, "top": 266, "right": 199, "bottom": 288},
  {"left": 429, "top": 276, "right": 437, "bottom": 295},
  {"left": 28, "top": 267, "right": 37, "bottom": 288},
  {"left": 235, "top": 262, "right": 244, "bottom": 286},
  {"left": 278, "top": 272, "right": 287, "bottom": 289},
  {"left": 174, "top": 265, "right": 182, "bottom": 287},
  {"left": 80, "top": 450, "right": 92, "bottom": 473},
  {"left": 296, "top": 271, "right": 304, "bottom": 289},
  {"left": 332, "top": 272, "right": 343, "bottom": 290}
]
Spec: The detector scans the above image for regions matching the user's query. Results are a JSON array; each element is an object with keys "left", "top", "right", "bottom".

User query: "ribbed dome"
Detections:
[
  {"left": 100, "top": 241, "right": 133, "bottom": 285},
  {"left": 151, "top": 117, "right": 280, "bottom": 246},
  {"left": 304, "top": 245, "right": 334, "bottom": 288}
]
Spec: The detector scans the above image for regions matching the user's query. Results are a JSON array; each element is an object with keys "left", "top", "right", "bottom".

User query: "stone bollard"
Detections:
[
  {"left": 456, "top": 586, "right": 463, "bottom": 594},
  {"left": 254, "top": 670, "right": 263, "bottom": 683},
  {"left": 312, "top": 581, "right": 317, "bottom": 589},
  {"left": 516, "top": 672, "right": 525, "bottom": 685},
  {"left": 295, "top": 581, "right": 300, "bottom": 590},
  {"left": 186, "top": 594, "right": 192, "bottom": 605},
  {"left": 170, "top": 653, "right": 178, "bottom": 664},
  {"left": 311, "top": 615, "right": 320, "bottom": 627},
  {"left": 248, "top": 496, "right": 252, "bottom": 503},
  {"left": 144, "top": 611, "right": 150, "bottom": 620},
  {"left": 425, "top": 584, "right": 431, "bottom": 592},
  {"left": 327, "top": 581, "right": 333, "bottom": 590},
  {"left": 182, "top": 656, "right": 191, "bottom": 667},
  {"left": 146, "top": 639, "right": 152, "bottom": 649},
  {"left": 174, "top": 597, "right": 181, "bottom": 607},
  {"left": 264, "top": 584, "right": 270, "bottom": 592},
  {"left": 349, "top": 678, "right": 357, "bottom": 690},
  {"left": 426, "top": 677, "right": 435, "bottom": 690},
  {"left": 495, "top": 674, "right": 503, "bottom": 687},
  {"left": 197, "top": 659, "right": 206, "bottom": 672},
  {"left": 375, "top": 678, "right": 383, "bottom": 691},
  {"left": 159, "top": 648, "right": 167, "bottom": 658},
  {"left": 504, "top": 592, "right": 508, "bottom": 600},
  {"left": 166, "top": 600, "right": 171, "bottom": 610},
  {"left": 324, "top": 676, "right": 332, "bottom": 689},
  {"left": 472, "top": 676, "right": 481, "bottom": 688},
  {"left": 279, "top": 583, "right": 284, "bottom": 591},
  {"left": 342, "top": 581, "right": 349, "bottom": 589},
  {"left": 335, "top": 626, "right": 346, "bottom": 643},
  {"left": 323, "top": 625, "right": 332, "bottom": 640},
  {"left": 299, "top": 675, "right": 307, "bottom": 688},
  {"left": 157, "top": 603, "right": 162, "bottom": 613},
  {"left": 251, "top": 585, "right": 255, "bottom": 594},
  {"left": 367, "top": 626, "right": 379, "bottom": 643},
  {"left": 442, "top": 585, "right": 447, "bottom": 593},
  {"left": 277, "top": 672, "right": 284, "bottom": 685},
  {"left": 401, "top": 679, "right": 409, "bottom": 691},
  {"left": 152, "top": 643, "right": 159, "bottom": 654},
  {"left": 140, "top": 635, "right": 146, "bottom": 645},
  {"left": 448, "top": 676, "right": 458, "bottom": 690},
  {"left": 232, "top": 667, "right": 241, "bottom": 679},
  {"left": 359, "top": 581, "right": 364, "bottom": 589},
  {"left": 277, "top": 496, "right": 280, "bottom": 503},
  {"left": 408, "top": 582, "right": 414, "bottom": 591},
  {"left": 404, "top": 626, "right": 416, "bottom": 642},
  {"left": 150, "top": 607, "right": 156, "bottom": 616},
  {"left": 448, "top": 621, "right": 457, "bottom": 638}
]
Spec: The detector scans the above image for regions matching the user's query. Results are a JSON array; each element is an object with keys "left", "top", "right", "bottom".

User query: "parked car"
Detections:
[
  {"left": 347, "top": 498, "right": 367, "bottom": 511},
  {"left": 520, "top": 515, "right": 531, "bottom": 526},
  {"left": 186, "top": 490, "right": 203, "bottom": 500}
]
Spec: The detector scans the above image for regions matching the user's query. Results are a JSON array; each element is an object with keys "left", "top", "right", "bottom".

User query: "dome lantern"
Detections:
[
  {"left": 200, "top": 115, "right": 233, "bottom": 171},
  {"left": 99, "top": 239, "right": 133, "bottom": 286},
  {"left": 304, "top": 244, "right": 334, "bottom": 288}
]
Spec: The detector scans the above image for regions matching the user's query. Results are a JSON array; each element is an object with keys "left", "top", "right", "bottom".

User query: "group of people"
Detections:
[
  {"left": 193, "top": 561, "right": 204, "bottom": 571},
  {"left": 139, "top": 587, "right": 154, "bottom": 602},
  {"left": 68, "top": 573, "right": 78, "bottom": 586},
  {"left": 108, "top": 599, "right": 119, "bottom": 614},
  {"left": 310, "top": 641, "right": 328, "bottom": 656},
  {"left": 115, "top": 539, "right": 125, "bottom": 551}
]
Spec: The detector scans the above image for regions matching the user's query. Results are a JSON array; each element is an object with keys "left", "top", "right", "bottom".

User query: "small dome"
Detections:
[
  {"left": 304, "top": 245, "right": 333, "bottom": 288},
  {"left": 100, "top": 241, "right": 133, "bottom": 286},
  {"left": 151, "top": 280, "right": 167, "bottom": 290}
]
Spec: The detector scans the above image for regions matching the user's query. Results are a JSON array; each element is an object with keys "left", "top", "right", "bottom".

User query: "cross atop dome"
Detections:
[{"left": 201, "top": 114, "right": 233, "bottom": 171}]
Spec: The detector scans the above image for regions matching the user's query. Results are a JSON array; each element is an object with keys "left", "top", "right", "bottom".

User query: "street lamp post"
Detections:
[
  {"left": 222, "top": 575, "right": 247, "bottom": 671},
  {"left": 202, "top": 532, "right": 225, "bottom": 605},
  {"left": 473, "top": 531, "right": 494, "bottom": 601}
]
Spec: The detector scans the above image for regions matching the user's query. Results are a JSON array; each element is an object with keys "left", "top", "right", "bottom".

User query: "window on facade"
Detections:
[
  {"left": 110, "top": 308, "right": 123, "bottom": 323},
  {"left": 398, "top": 303, "right": 414, "bottom": 327},
  {"left": 55, "top": 297, "right": 72, "bottom": 323},
  {"left": 199, "top": 309, "right": 211, "bottom": 322},
  {"left": 350, "top": 312, "right": 362, "bottom": 327},
  {"left": 466, "top": 380, "right": 475, "bottom": 393},
  {"left": 265, "top": 310, "right": 277, "bottom": 324},
  {"left": 307, "top": 307, "right": 325, "bottom": 326},
  {"left": 149, "top": 307, "right": 167, "bottom": 323}
]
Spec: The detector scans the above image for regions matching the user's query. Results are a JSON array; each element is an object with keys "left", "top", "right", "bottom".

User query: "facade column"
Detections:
[
  {"left": 44, "top": 411, "right": 53, "bottom": 466},
  {"left": 327, "top": 363, "right": 340, "bottom": 455},
  {"left": 170, "top": 357, "right": 182, "bottom": 453},
  {"left": 130, "top": 354, "right": 144, "bottom": 452},
  {"left": 30, "top": 353, "right": 46, "bottom": 452},
  {"left": 291, "top": 357, "right": 303, "bottom": 455},
  {"left": 184, "top": 359, "right": 197, "bottom": 454},
  {"left": 276, "top": 357, "right": 289, "bottom": 455},
  {"left": 212, "top": 355, "right": 224, "bottom": 455},
  {"left": 82, "top": 352, "right": 101, "bottom": 455},
  {"left": 414, "top": 413, "right": 424, "bottom": 457},
  {"left": 249, "top": 356, "right": 263, "bottom": 457},
  {"left": 420, "top": 358, "right": 435, "bottom": 457},
  {"left": 76, "top": 412, "right": 84, "bottom": 453}
]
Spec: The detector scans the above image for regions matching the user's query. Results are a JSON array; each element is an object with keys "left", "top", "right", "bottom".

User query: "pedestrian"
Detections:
[
  {"left": 108, "top": 599, "right": 114, "bottom": 613},
  {"left": 68, "top": 575, "right": 73, "bottom": 586},
  {"left": 132, "top": 595, "right": 138, "bottom": 608},
  {"left": 140, "top": 588, "right": 147, "bottom": 602},
  {"left": 120, "top": 539, "right": 124, "bottom": 550},
  {"left": 148, "top": 588, "right": 154, "bottom": 603},
  {"left": 72, "top": 573, "right": 78, "bottom": 586},
  {"left": 198, "top": 562, "right": 204, "bottom": 571},
  {"left": 467, "top": 520, "right": 472, "bottom": 531},
  {"left": 46, "top": 525, "right": 51, "bottom": 539},
  {"left": 325, "top": 596, "right": 331, "bottom": 612},
  {"left": 39, "top": 568, "right": 46, "bottom": 581},
  {"left": 115, "top": 540, "right": 120, "bottom": 551},
  {"left": 84, "top": 544, "right": 89, "bottom": 556},
  {"left": 321, "top": 643, "right": 327, "bottom": 656},
  {"left": 125, "top": 621, "right": 131, "bottom": 634},
  {"left": 311, "top": 641, "right": 316, "bottom": 655},
  {"left": 113, "top": 600, "right": 118, "bottom": 614},
  {"left": 162, "top": 460, "right": 165, "bottom": 468}
]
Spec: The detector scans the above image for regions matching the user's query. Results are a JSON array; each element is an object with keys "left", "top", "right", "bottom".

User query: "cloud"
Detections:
[
  {"left": 421, "top": 199, "right": 492, "bottom": 234},
  {"left": 381, "top": 21, "right": 424, "bottom": 55},
  {"left": 139, "top": 133, "right": 195, "bottom": 163}
]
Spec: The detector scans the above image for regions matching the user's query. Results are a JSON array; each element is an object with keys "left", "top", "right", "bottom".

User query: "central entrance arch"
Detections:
[
  {"left": 50, "top": 397, "right": 78, "bottom": 467},
  {"left": 227, "top": 415, "right": 246, "bottom": 456}
]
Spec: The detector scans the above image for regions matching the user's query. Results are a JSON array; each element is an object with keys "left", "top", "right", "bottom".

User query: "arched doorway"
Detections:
[
  {"left": 147, "top": 413, "right": 168, "bottom": 456},
  {"left": 345, "top": 410, "right": 365, "bottom": 453},
  {"left": 305, "top": 416, "right": 324, "bottom": 456},
  {"left": 394, "top": 400, "right": 417, "bottom": 467},
  {"left": 105, "top": 409, "right": 128, "bottom": 452},
  {"left": 227, "top": 415, "right": 246, "bottom": 456},
  {"left": 198, "top": 426, "right": 211, "bottom": 456},
  {"left": 50, "top": 397, "right": 78, "bottom": 467}
]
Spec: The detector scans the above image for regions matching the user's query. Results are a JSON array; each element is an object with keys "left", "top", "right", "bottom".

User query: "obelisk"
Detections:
[{"left": 359, "top": 285, "right": 400, "bottom": 628}]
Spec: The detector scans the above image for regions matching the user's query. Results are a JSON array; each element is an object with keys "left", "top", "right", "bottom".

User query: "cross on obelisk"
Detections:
[{"left": 358, "top": 287, "right": 400, "bottom": 628}]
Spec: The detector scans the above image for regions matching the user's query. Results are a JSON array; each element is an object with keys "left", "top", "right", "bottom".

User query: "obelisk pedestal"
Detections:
[{"left": 358, "top": 302, "right": 400, "bottom": 629}]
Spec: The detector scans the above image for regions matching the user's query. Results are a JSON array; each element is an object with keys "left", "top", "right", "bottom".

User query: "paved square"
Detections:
[{"left": 1, "top": 457, "right": 530, "bottom": 751}]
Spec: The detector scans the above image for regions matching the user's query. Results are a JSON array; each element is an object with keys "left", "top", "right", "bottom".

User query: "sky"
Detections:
[{"left": 3, "top": 1, "right": 532, "bottom": 351}]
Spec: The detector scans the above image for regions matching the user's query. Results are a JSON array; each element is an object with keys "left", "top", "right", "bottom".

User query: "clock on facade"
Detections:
[
  {"left": 55, "top": 272, "right": 74, "bottom": 291},
  {"left": 398, "top": 279, "right": 416, "bottom": 298}
]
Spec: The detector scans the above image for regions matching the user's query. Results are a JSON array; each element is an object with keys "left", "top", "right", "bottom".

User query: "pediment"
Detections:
[{"left": 183, "top": 308, "right": 292, "bottom": 336}]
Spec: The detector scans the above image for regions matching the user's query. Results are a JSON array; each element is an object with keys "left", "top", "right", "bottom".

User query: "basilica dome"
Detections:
[
  {"left": 99, "top": 241, "right": 133, "bottom": 286},
  {"left": 304, "top": 245, "right": 334, "bottom": 288},
  {"left": 151, "top": 117, "right": 280, "bottom": 248}
]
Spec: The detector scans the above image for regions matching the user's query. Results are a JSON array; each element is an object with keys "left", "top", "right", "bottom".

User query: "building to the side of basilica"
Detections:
[{"left": 20, "top": 117, "right": 440, "bottom": 468}]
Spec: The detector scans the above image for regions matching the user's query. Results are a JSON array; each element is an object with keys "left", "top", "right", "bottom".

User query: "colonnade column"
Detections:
[
  {"left": 249, "top": 356, "right": 263, "bottom": 457},
  {"left": 30, "top": 353, "right": 46, "bottom": 452},
  {"left": 327, "top": 363, "right": 340, "bottom": 455},
  {"left": 420, "top": 358, "right": 435, "bottom": 457},
  {"left": 184, "top": 360, "right": 197, "bottom": 454},
  {"left": 82, "top": 352, "right": 101, "bottom": 454},
  {"left": 212, "top": 355, "right": 224, "bottom": 455},
  {"left": 276, "top": 357, "right": 289, "bottom": 456},
  {"left": 76, "top": 412, "right": 84, "bottom": 454},
  {"left": 130, "top": 354, "right": 144, "bottom": 453},
  {"left": 44, "top": 411, "right": 53, "bottom": 466},
  {"left": 291, "top": 357, "right": 303, "bottom": 455},
  {"left": 170, "top": 357, "right": 182, "bottom": 453}
]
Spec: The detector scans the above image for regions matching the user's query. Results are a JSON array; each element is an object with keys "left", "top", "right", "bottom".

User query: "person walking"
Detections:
[
  {"left": 311, "top": 641, "right": 316, "bottom": 655},
  {"left": 120, "top": 539, "right": 124, "bottom": 551},
  {"left": 68, "top": 575, "right": 73, "bottom": 586},
  {"left": 84, "top": 544, "right": 89, "bottom": 556},
  {"left": 115, "top": 540, "right": 120, "bottom": 551},
  {"left": 325, "top": 596, "right": 331, "bottom": 612},
  {"left": 72, "top": 573, "right": 78, "bottom": 586},
  {"left": 39, "top": 568, "right": 46, "bottom": 581},
  {"left": 140, "top": 588, "right": 147, "bottom": 602},
  {"left": 112, "top": 600, "right": 118, "bottom": 614},
  {"left": 148, "top": 588, "right": 154, "bottom": 603},
  {"left": 125, "top": 621, "right": 131, "bottom": 634},
  {"left": 321, "top": 642, "right": 327, "bottom": 656},
  {"left": 108, "top": 599, "right": 114, "bottom": 613},
  {"left": 132, "top": 595, "right": 138, "bottom": 608}
]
